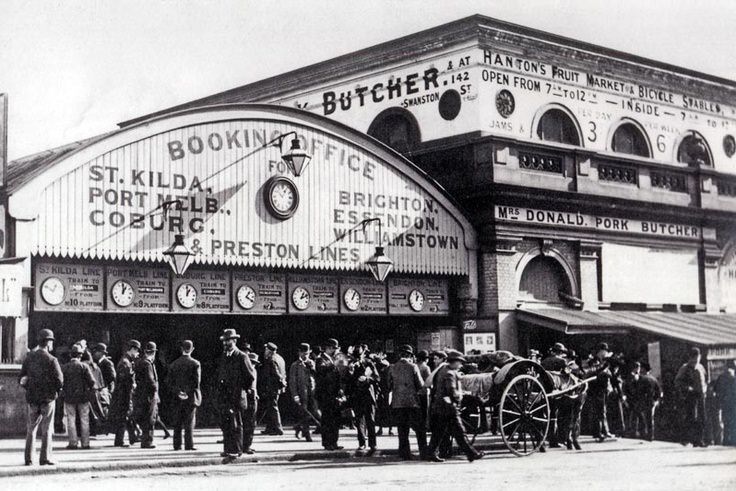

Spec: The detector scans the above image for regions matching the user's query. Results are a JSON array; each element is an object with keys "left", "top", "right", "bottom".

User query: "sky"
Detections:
[{"left": 1, "top": 0, "right": 735, "bottom": 161}]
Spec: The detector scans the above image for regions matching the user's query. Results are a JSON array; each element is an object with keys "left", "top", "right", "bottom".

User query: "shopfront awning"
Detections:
[{"left": 516, "top": 307, "right": 736, "bottom": 347}]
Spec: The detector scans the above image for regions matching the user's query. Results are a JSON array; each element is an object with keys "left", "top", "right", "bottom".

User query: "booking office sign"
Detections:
[{"left": 16, "top": 106, "right": 474, "bottom": 278}]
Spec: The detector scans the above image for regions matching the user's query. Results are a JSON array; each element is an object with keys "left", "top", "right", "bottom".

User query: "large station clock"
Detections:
[
  {"left": 343, "top": 288, "right": 361, "bottom": 311},
  {"left": 291, "top": 286, "right": 311, "bottom": 310},
  {"left": 408, "top": 289, "right": 425, "bottom": 312},
  {"left": 264, "top": 176, "right": 299, "bottom": 220},
  {"left": 236, "top": 285, "right": 256, "bottom": 310}
]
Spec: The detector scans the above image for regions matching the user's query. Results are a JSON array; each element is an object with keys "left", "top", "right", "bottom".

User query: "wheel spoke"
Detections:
[
  {"left": 502, "top": 418, "right": 520, "bottom": 429},
  {"left": 502, "top": 408, "right": 521, "bottom": 416},
  {"left": 505, "top": 394, "right": 523, "bottom": 413},
  {"left": 532, "top": 416, "right": 549, "bottom": 423},
  {"left": 528, "top": 403, "right": 548, "bottom": 415},
  {"left": 527, "top": 390, "right": 543, "bottom": 410}
]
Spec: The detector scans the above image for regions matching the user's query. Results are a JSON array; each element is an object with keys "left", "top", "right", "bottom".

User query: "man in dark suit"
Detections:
[
  {"left": 315, "top": 338, "right": 344, "bottom": 451},
  {"left": 425, "top": 350, "right": 483, "bottom": 463},
  {"left": 109, "top": 340, "right": 140, "bottom": 447},
  {"left": 244, "top": 352, "right": 260, "bottom": 454},
  {"left": 166, "top": 340, "right": 201, "bottom": 451},
  {"left": 133, "top": 341, "right": 160, "bottom": 449},
  {"left": 216, "top": 329, "right": 256, "bottom": 459},
  {"left": 289, "top": 343, "right": 316, "bottom": 442},
  {"left": 61, "top": 343, "right": 97, "bottom": 449},
  {"left": 261, "top": 342, "right": 287, "bottom": 436},
  {"left": 19, "top": 329, "right": 63, "bottom": 466},
  {"left": 91, "top": 343, "right": 115, "bottom": 431}
]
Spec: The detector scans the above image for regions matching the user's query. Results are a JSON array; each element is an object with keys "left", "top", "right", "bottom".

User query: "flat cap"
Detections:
[
  {"left": 595, "top": 342, "right": 610, "bottom": 352},
  {"left": 92, "top": 343, "right": 108, "bottom": 354},
  {"left": 127, "top": 339, "right": 142, "bottom": 350},
  {"left": 446, "top": 349, "right": 466, "bottom": 363},
  {"left": 552, "top": 342, "right": 568, "bottom": 354},
  {"left": 144, "top": 341, "right": 157, "bottom": 352},
  {"left": 416, "top": 350, "right": 429, "bottom": 361},
  {"left": 398, "top": 344, "right": 414, "bottom": 355},
  {"left": 265, "top": 342, "right": 278, "bottom": 351},
  {"left": 70, "top": 343, "right": 84, "bottom": 356},
  {"left": 298, "top": 343, "right": 311, "bottom": 352},
  {"left": 431, "top": 350, "right": 447, "bottom": 359}
]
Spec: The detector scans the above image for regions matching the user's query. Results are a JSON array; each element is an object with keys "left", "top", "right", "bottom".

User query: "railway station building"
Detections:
[{"left": 1, "top": 15, "right": 736, "bottom": 432}]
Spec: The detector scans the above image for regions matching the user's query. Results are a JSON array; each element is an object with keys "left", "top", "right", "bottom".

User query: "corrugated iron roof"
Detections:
[
  {"left": 5, "top": 132, "right": 113, "bottom": 194},
  {"left": 517, "top": 308, "right": 736, "bottom": 347}
]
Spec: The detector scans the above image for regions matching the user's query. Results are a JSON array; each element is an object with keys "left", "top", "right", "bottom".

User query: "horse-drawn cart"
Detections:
[{"left": 460, "top": 353, "right": 594, "bottom": 456}]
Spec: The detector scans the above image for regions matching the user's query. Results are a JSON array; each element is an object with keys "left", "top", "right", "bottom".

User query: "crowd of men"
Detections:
[{"left": 18, "top": 328, "right": 736, "bottom": 466}]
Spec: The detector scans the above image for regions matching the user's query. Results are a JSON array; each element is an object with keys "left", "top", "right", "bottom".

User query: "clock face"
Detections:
[
  {"left": 236, "top": 285, "right": 256, "bottom": 310},
  {"left": 291, "top": 286, "right": 311, "bottom": 311},
  {"left": 176, "top": 283, "right": 198, "bottom": 309},
  {"left": 343, "top": 288, "right": 361, "bottom": 311},
  {"left": 40, "top": 277, "right": 65, "bottom": 306},
  {"left": 111, "top": 280, "right": 135, "bottom": 307},
  {"left": 408, "top": 289, "right": 425, "bottom": 312},
  {"left": 264, "top": 176, "right": 299, "bottom": 219}
]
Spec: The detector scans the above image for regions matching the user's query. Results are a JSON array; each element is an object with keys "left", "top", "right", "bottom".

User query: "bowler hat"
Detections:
[
  {"left": 144, "top": 341, "right": 157, "bottom": 353},
  {"left": 446, "top": 349, "right": 466, "bottom": 363},
  {"left": 181, "top": 340, "right": 194, "bottom": 352},
  {"left": 92, "top": 343, "right": 108, "bottom": 354},
  {"left": 552, "top": 342, "right": 568, "bottom": 354},
  {"left": 416, "top": 350, "right": 429, "bottom": 362},
  {"left": 265, "top": 342, "right": 278, "bottom": 351},
  {"left": 431, "top": 350, "right": 447, "bottom": 360},
  {"left": 37, "top": 329, "right": 55, "bottom": 342},
  {"left": 324, "top": 338, "right": 340, "bottom": 349},
  {"left": 70, "top": 344, "right": 84, "bottom": 356},
  {"left": 248, "top": 352, "right": 260, "bottom": 364},
  {"left": 398, "top": 344, "right": 414, "bottom": 355},
  {"left": 220, "top": 329, "right": 240, "bottom": 341},
  {"left": 298, "top": 343, "right": 311, "bottom": 352},
  {"left": 127, "top": 339, "right": 141, "bottom": 350}
]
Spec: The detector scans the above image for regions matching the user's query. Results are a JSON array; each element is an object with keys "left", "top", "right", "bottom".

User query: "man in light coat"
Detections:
[
  {"left": 61, "top": 343, "right": 96, "bottom": 449},
  {"left": 388, "top": 345, "right": 427, "bottom": 460}
]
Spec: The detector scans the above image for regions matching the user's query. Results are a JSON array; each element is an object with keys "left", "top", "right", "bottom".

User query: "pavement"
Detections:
[{"left": 0, "top": 426, "right": 606, "bottom": 477}]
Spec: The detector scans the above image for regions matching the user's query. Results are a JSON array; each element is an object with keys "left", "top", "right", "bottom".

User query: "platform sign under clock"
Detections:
[
  {"left": 107, "top": 266, "right": 170, "bottom": 312},
  {"left": 35, "top": 262, "right": 104, "bottom": 312},
  {"left": 339, "top": 276, "right": 387, "bottom": 314},
  {"left": 388, "top": 278, "right": 449, "bottom": 315},
  {"left": 232, "top": 271, "right": 287, "bottom": 314},
  {"left": 288, "top": 274, "right": 339, "bottom": 314},
  {"left": 172, "top": 269, "right": 230, "bottom": 313}
]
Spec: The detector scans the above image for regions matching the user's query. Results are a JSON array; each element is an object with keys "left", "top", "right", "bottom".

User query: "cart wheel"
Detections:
[{"left": 498, "top": 374, "right": 550, "bottom": 456}]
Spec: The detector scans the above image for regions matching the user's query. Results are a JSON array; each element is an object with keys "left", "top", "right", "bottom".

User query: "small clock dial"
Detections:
[
  {"left": 264, "top": 176, "right": 299, "bottom": 220},
  {"left": 408, "top": 289, "right": 425, "bottom": 312},
  {"left": 236, "top": 285, "right": 256, "bottom": 310},
  {"left": 343, "top": 287, "right": 361, "bottom": 311},
  {"left": 176, "top": 283, "right": 197, "bottom": 309},
  {"left": 111, "top": 280, "right": 135, "bottom": 307},
  {"left": 41, "top": 277, "right": 65, "bottom": 306},
  {"left": 291, "top": 286, "right": 311, "bottom": 311}
]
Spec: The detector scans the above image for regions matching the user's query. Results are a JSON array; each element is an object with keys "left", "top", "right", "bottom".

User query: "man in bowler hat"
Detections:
[
  {"left": 166, "top": 340, "right": 201, "bottom": 451},
  {"left": 133, "top": 341, "right": 160, "bottom": 448},
  {"left": 315, "top": 338, "right": 344, "bottom": 450},
  {"left": 19, "top": 328, "right": 63, "bottom": 466},
  {"left": 109, "top": 340, "right": 140, "bottom": 447},
  {"left": 216, "top": 329, "right": 256, "bottom": 459}
]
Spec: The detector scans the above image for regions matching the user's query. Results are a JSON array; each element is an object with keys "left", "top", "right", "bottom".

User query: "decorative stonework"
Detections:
[
  {"left": 598, "top": 163, "right": 638, "bottom": 185},
  {"left": 495, "top": 89, "right": 515, "bottom": 118},
  {"left": 518, "top": 152, "right": 563, "bottom": 173},
  {"left": 650, "top": 171, "right": 688, "bottom": 193},
  {"left": 724, "top": 135, "right": 736, "bottom": 158}
]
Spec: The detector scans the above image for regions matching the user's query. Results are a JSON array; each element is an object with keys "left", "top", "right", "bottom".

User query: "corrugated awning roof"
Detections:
[{"left": 517, "top": 308, "right": 736, "bottom": 347}]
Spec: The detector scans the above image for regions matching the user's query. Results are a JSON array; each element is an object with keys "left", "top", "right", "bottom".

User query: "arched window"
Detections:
[
  {"left": 518, "top": 255, "right": 570, "bottom": 303},
  {"left": 367, "top": 109, "right": 420, "bottom": 154},
  {"left": 611, "top": 123, "right": 650, "bottom": 157},
  {"left": 677, "top": 132, "right": 712, "bottom": 167},
  {"left": 536, "top": 108, "right": 580, "bottom": 146}
]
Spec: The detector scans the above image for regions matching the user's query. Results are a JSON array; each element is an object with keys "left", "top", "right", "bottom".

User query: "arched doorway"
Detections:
[{"left": 518, "top": 254, "right": 572, "bottom": 304}]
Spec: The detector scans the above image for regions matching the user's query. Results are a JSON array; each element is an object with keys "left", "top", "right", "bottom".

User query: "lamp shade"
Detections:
[
  {"left": 281, "top": 137, "right": 311, "bottom": 177},
  {"left": 366, "top": 246, "right": 393, "bottom": 282},
  {"left": 163, "top": 234, "right": 194, "bottom": 276}
]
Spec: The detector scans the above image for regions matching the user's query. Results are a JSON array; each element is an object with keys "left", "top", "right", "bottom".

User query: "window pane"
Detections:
[
  {"left": 612, "top": 123, "right": 649, "bottom": 157},
  {"left": 536, "top": 109, "right": 580, "bottom": 146}
]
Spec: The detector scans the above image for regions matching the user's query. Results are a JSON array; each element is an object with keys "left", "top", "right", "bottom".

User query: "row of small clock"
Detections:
[{"left": 41, "top": 277, "right": 430, "bottom": 312}]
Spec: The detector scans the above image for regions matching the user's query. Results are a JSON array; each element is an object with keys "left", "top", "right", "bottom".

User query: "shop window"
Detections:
[
  {"left": 367, "top": 109, "right": 420, "bottom": 154},
  {"left": 519, "top": 256, "right": 570, "bottom": 303},
  {"left": 536, "top": 108, "right": 580, "bottom": 146},
  {"left": 1, "top": 319, "right": 14, "bottom": 364},
  {"left": 677, "top": 132, "right": 712, "bottom": 167},
  {"left": 611, "top": 123, "right": 650, "bottom": 157}
]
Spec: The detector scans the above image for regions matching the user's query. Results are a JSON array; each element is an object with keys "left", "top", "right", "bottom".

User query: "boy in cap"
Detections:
[
  {"left": 110, "top": 340, "right": 140, "bottom": 447},
  {"left": 290, "top": 343, "right": 316, "bottom": 442},
  {"left": 19, "top": 329, "right": 63, "bottom": 465},
  {"left": 261, "top": 342, "right": 287, "bottom": 435},
  {"left": 133, "top": 341, "right": 160, "bottom": 448},
  {"left": 62, "top": 343, "right": 97, "bottom": 449},
  {"left": 166, "top": 340, "right": 201, "bottom": 451}
]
